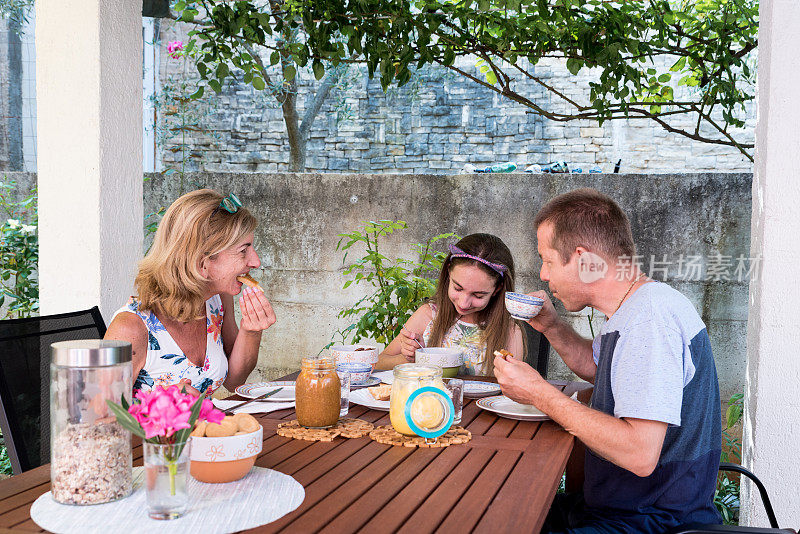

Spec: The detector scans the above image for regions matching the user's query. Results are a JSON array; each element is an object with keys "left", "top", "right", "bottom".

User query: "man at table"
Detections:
[{"left": 494, "top": 188, "right": 722, "bottom": 532}]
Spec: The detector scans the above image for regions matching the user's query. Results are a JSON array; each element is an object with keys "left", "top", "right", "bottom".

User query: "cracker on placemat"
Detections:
[
  {"left": 276, "top": 420, "right": 341, "bottom": 442},
  {"left": 368, "top": 425, "right": 472, "bottom": 448},
  {"left": 276, "top": 419, "right": 374, "bottom": 442},
  {"left": 337, "top": 418, "right": 374, "bottom": 438}
]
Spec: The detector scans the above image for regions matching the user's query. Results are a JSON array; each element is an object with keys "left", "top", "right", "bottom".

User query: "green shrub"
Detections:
[
  {"left": 0, "top": 180, "right": 38, "bottom": 318},
  {"left": 716, "top": 392, "right": 744, "bottom": 524},
  {"left": 332, "top": 220, "right": 456, "bottom": 347}
]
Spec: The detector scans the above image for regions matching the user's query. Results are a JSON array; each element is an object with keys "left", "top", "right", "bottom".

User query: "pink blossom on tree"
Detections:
[{"left": 167, "top": 40, "right": 184, "bottom": 59}]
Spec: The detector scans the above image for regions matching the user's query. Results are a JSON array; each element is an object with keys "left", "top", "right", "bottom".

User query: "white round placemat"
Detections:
[{"left": 31, "top": 466, "right": 304, "bottom": 534}]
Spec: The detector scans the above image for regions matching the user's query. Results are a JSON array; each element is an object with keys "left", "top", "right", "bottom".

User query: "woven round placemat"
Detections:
[
  {"left": 276, "top": 418, "right": 374, "bottom": 442},
  {"left": 369, "top": 425, "right": 472, "bottom": 448}
]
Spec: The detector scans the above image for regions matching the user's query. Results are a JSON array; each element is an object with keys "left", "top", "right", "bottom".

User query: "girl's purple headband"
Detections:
[{"left": 448, "top": 244, "right": 508, "bottom": 277}]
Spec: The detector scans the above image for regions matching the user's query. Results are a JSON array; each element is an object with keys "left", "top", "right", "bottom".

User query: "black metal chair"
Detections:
[
  {"left": 666, "top": 462, "right": 793, "bottom": 533},
  {"left": 520, "top": 320, "right": 550, "bottom": 378},
  {"left": 0, "top": 307, "right": 106, "bottom": 474}
]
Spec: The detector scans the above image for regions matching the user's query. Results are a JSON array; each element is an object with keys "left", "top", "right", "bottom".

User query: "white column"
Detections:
[
  {"left": 36, "top": 0, "right": 143, "bottom": 321},
  {"left": 743, "top": 0, "right": 800, "bottom": 526}
]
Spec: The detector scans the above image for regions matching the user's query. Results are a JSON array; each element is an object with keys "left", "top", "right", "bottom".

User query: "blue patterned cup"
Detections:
[
  {"left": 335, "top": 362, "right": 372, "bottom": 385},
  {"left": 505, "top": 292, "right": 544, "bottom": 320}
]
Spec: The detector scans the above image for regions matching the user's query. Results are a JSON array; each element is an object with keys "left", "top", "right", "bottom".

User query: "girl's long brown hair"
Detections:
[{"left": 427, "top": 233, "right": 519, "bottom": 375}]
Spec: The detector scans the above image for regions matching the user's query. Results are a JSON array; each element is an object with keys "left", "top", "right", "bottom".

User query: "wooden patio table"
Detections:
[{"left": 0, "top": 375, "right": 591, "bottom": 534}]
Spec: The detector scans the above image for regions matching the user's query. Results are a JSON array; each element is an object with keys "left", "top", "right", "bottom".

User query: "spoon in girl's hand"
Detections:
[{"left": 401, "top": 327, "right": 425, "bottom": 349}]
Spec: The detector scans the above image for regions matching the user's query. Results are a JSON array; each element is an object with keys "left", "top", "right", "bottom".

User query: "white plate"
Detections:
[
  {"left": 371, "top": 370, "right": 394, "bottom": 385},
  {"left": 349, "top": 387, "right": 390, "bottom": 411},
  {"left": 463, "top": 381, "right": 502, "bottom": 398},
  {"left": 350, "top": 376, "right": 381, "bottom": 389},
  {"left": 235, "top": 381, "right": 296, "bottom": 402},
  {"left": 476, "top": 395, "right": 550, "bottom": 421}
]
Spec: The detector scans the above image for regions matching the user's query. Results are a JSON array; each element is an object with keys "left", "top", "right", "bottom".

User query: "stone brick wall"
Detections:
[{"left": 158, "top": 21, "right": 755, "bottom": 175}]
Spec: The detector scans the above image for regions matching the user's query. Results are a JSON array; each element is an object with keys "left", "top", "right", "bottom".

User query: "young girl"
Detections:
[{"left": 377, "top": 233, "right": 523, "bottom": 375}]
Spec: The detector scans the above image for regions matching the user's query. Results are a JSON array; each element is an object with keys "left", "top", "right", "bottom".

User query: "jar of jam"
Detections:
[
  {"left": 389, "top": 363, "right": 453, "bottom": 438},
  {"left": 295, "top": 357, "right": 341, "bottom": 428}
]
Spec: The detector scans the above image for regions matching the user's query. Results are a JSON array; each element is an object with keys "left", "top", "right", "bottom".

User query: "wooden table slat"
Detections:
[
  {"left": 397, "top": 447, "right": 496, "bottom": 533},
  {"left": 356, "top": 446, "right": 472, "bottom": 533},
  {"left": 319, "top": 448, "right": 447, "bottom": 534},
  {"left": 0, "top": 501, "right": 33, "bottom": 527},
  {"left": 434, "top": 450, "right": 522, "bottom": 533},
  {"left": 276, "top": 446, "right": 414, "bottom": 533},
  {"left": 473, "top": 422, "right": 574, "bottom": 533},
  {"left": 261, "top": 442, "right": 404, "bottom": 533}
]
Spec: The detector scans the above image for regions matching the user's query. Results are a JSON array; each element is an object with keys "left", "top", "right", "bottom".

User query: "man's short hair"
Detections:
[{"left": 534, "top": 188, "right": 636, "bottom": 264}]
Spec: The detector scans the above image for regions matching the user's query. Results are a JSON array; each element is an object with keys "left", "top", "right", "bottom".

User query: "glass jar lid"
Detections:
[
  {"left": 300, "top": 356, "right": 335, "bottom": 370},
  {"left": 51, "top": 339, "right": 132, "bottom": 367},
  {"left": 393, "top": 363, "right": 442, "bottom": 380}
]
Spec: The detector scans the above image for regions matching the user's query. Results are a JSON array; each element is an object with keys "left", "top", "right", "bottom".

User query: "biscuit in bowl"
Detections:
[
  {"left": 190, "top": 425, "right": 263, "bottom": 483},
  {"left": 205, "top": 416, "right": 238, "bottom": 437}
]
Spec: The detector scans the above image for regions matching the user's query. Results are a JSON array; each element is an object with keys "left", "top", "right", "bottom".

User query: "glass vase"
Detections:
[{"left": 143, "top": 440, "right": 191, "bottom": 520}]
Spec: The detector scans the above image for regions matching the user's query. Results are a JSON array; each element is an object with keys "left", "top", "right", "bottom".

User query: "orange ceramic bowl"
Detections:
[{"left": 189, "top": 426, "right": 263, "bottom": 483}]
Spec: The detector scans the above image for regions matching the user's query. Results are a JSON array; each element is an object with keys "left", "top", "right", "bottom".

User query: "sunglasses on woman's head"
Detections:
[{"left": 212, "top": 193, "right": 242, "bottom": 216}]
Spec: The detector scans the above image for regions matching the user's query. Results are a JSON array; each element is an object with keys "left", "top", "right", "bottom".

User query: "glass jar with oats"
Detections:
[{"left": 50, "top": 340, "right": 133, "bottom": 505}]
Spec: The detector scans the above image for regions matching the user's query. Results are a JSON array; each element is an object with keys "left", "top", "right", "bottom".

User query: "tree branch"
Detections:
[{"left": 299, "top": 69, "right": 338, "bottom": 136}]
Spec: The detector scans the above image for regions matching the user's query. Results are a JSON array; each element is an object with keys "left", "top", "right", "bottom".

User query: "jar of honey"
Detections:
[
  {"left": 389, "top": 363, "right": 453, "bottom": 438},
  {"left": 295, "top": 357, "right": 341, "bottom": 428}
]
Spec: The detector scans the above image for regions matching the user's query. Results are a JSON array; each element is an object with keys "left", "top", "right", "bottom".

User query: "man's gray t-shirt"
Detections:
[{"left": 584, "top": 281, "right": 722, "bottom": 530}]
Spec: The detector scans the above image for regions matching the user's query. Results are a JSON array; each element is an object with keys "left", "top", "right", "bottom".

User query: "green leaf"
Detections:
[
  {"left": 252, "top": 76, "right": 266, "bottom": 90},
  {"left": 566, "top": 58, "right": 582, "bottom": 75},
  {"left": 670, "top": 56, "right": 687, "bottom": 72},
  {"left": 284, "top": 64, "right": 297, "bottom": 82},
  {"left": 312, "top": 61, "right": 325, "bottom": 81},
  {"left": 189, "top": 86, "right": 204, "bottom": 100},
  {"left": 105, "top": 400, "right": 147, "bottom": 439}
]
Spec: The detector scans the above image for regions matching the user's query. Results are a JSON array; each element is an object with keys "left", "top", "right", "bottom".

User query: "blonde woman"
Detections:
[{"left": 105, "top": 189, "right": 276, "bottom": 396}]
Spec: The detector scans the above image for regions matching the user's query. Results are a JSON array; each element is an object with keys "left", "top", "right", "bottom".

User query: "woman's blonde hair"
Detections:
[
  {"left": 135, "top": 189, "right": 257, "bottom": 322},
  {"left": 427, "top": 233, "right": 521, "bottom": 375}
]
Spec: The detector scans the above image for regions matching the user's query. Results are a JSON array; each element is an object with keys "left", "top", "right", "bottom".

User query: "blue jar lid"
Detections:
[{"left": 403, "top": 386, "right": 454, "bottom": 439}]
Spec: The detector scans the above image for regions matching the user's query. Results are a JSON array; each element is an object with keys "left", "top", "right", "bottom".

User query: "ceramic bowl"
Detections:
[
  {"left": 336, "top": 362, "right": 372, "bottom": 385},
  {"left": 330, "top": 344, "right": 379, "bottom": 371},
  {"left": 190, "top": 426, "right": 263, "bottom": 483},
  {"left": 415, "top": 347, "right": 463, "bottom": 378},
  {"left": 505, "top": 292, "right": 544, "bottom": 320}
]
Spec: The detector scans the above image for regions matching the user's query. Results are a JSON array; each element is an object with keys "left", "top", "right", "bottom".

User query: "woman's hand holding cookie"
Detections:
[{"left": 239, "top": 286, "right": 277, "bottom": 333}]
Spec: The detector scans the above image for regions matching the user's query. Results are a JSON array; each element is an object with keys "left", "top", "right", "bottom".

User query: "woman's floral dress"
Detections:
[{"left": 112, "top": 295, "right": 228, "bottom": 395}]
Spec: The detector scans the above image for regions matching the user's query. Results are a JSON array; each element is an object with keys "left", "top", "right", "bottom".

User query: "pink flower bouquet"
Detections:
[{"left": 107, "top": 385, "right": 224, "bottom": 494}]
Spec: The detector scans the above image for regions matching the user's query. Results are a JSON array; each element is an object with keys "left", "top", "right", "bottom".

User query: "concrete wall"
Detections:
[
  {"left": 157, "top": 21, "right": 754, "bottom": 175},
  {"left": 144, "top": 172, "right": 752, "bottom": 400}
]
